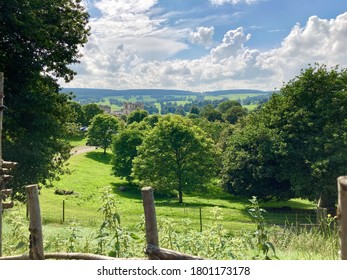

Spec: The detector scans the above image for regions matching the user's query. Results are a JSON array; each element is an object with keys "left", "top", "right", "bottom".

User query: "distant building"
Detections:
[{"left": 112, "top": 102, "right": 144, "bottom": 116}]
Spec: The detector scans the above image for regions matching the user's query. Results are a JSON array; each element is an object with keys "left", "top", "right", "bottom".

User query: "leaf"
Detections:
[
  {"left": 265, "top": 241, "right": 276, "bottom": 255},
  {"left": 130, "top": 232, "right": 140, "bottom": 240},
  {"left": 15, "top": 241, "right": 26, "bottom": 250}
]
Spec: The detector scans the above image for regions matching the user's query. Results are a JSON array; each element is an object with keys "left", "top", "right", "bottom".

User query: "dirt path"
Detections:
[{"left": 70, "top": 145, "right": 98, "bottom": 156}]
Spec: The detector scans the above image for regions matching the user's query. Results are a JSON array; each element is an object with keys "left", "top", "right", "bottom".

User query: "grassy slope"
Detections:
[
  {"left": 37, "top": 149, "right": 314, "bottom": 232},
  {"left": 4, "top": 148, "right": 332, "bottom": 259}
]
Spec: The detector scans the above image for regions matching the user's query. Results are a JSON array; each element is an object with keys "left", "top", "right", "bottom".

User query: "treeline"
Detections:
[{"left": 76, "top": 65, "right": 347, "bottom": 209}]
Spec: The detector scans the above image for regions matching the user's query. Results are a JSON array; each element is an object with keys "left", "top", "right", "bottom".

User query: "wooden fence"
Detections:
[{"left": 1, "top": 180, "right": 347, "bottom": 260}]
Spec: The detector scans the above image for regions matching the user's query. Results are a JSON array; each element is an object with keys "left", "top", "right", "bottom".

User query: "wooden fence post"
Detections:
[
  {"left": 141, "top": 187, "right": 159, "bottom": 251},
  {"left": 26, "top": 184, "right": 45, "bottom": 260},
  {"left": 338, "top": 176, "right": 347, "bottom": 260},
  {"left": 0, "top": 72, "right": 4, "bottom": 257}
]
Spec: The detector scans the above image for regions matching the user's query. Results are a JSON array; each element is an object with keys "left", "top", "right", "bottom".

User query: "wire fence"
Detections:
[{"left": 25, "top": 198, "right": 322, "bottom": 232}]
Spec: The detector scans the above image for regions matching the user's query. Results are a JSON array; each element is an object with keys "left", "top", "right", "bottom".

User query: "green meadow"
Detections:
[{"left": 3, "top": 146, "right": 338, "bottom": 260}]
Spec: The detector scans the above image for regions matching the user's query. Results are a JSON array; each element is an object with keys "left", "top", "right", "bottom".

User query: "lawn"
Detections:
[
  {"left": 4, "top": 148, "right": 335, "bottom": 260},
  {"left": 33, "top": 148, "right": 314, "bottom": 231}
]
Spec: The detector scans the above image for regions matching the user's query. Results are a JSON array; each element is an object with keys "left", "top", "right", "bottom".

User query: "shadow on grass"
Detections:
[
  {"left": 110, "top": 181, "right": 142, "bottom": 200},
  {"left": 85, "top": 151, "right": 112, "bottom": 165}
]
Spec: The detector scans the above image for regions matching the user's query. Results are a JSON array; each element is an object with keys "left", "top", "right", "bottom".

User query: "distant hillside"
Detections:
[
  {"left": 61, "top": 88, "right": 202, "bottom": 100},
  {"left": 203, "top": 89, "right": 273, "bottom": 96},
  {"left": 61, "top": 88, "right": 272, "bottom": 100}
]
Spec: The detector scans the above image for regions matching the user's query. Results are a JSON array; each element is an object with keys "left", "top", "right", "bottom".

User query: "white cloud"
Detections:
[
  {"left": 189, "top": 26, "right": 215, "bottom": 49},
  {"left": 257, "top": 12, "right": 347, "bottom": 87},
  {"left": 210, "top": 0, "right": 262, "bottom": 5},
  {"left": 210, "top": 27, "right": 251, "bottom": 61},
  {"left": 65, "top": 5, "right": 347, "bottom": 92}
]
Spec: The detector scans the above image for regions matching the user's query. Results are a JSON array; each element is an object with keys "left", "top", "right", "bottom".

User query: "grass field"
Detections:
[
  {"left": 3, "top": 146, "right": 338, "bottom": 260},
  {"left": 91, "top": 93, "right": 265, "bottom": 113}
]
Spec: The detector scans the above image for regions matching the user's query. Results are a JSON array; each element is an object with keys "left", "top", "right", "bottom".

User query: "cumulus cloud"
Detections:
[
  {"left": 210, "top": 27, "right": 251, "bottom": 61},
  {"left": 257, "top": 13, "right": 347, "bottom": 86},
  {"left": 65, "top": 5, "right": 347, "bottom": 92},
  {"left": 189, "top": 26, "right": 215, "bottom": 49}
]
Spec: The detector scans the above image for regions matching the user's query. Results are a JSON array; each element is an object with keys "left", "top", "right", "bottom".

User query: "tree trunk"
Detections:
[
  {"left": 178, "top": 185, "right": 183, "bottom": 203},
  {"left": 318, "top": 193, "right": 336, "bottom": 214}
]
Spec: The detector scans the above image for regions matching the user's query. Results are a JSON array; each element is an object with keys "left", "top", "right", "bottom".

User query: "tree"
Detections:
[
  {"left": 70, "top": 102, "right": 86, "bottom": 126},
  {"left": 222, "top": 106, "right": 248, "bottom": 124},
  {"left": 221, "top": 116, "right": 292, "bottom": 201},
  {"left": 132, "top": 115, "right": 217, "bottom": 203},
  {"left": 221, "top": 64, "right": 347, "bottom": 207},
  {"left": 174, "top": 107, "right": 186, "bottom": 116},
  {"left": 201, "top": 104, "right": 223, "bottom": 122},
  {"left": 189, "top": 105, "right": 200, "bottom": 115},
  {"left": 87, "top": 114, "right": 120, "bottom": 154},
  {"left": 127, "top": 109, "right": 149, "bottom": 125},
  {"left": 83, "top": 103, "right": 104, "bottom": 125},
  {"left": 217, "top": 100, "right": 241, "bottom": 114},
  {"left": 0, "top": 0, "right": 90, "bottom": 194},
  {"left": 112, "top": 125, "right": 146, "bottom": 182}
]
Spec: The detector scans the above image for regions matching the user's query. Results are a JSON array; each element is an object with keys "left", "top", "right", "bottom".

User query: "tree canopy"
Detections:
[
  {"left": 127, "top": 109, "right": 149, "bottom": 125},
  {"left": 221, "top": 64, "right": 347, "bottom": 207},
  {"left": 87, "top": 114, "right": 120, "bottom": 154},
  {"left": 0, "top": 0, "right": 90, "bottom": 194},
  {"left": 112, "top": 125, "right": 146, "bottom": 182},
  {"left": 132, "top": 115, "right": 217, "bottom": 203}
]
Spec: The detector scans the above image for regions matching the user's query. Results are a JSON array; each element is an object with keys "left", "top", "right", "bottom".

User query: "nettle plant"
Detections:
[
  {"left": 96, "top": 186, "right": 141, "bottom": 258},
  {"left": 248, "top": 196, "right": 277, "bottom": 260}
]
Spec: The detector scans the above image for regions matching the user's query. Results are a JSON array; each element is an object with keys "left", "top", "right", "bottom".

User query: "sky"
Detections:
[{"left": 62, "top": 0, "right": 347, "bottom": 91}]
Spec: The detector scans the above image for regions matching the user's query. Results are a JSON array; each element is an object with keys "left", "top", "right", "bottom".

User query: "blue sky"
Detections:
[{"left": 63, "top": 0, "right": 347, "bottom": 91}]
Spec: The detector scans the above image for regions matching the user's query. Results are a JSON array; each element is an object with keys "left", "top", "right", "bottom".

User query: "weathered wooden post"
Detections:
[
  {"left": 141, "top": 187, "right": 159, "bottom": 259},
  {"left": 338, "top": 176, "right": 347, "bottom": 260},
  {"left": 26, "top": 184, "right": 45, "bottom": 260},
  {"left": 0, "top": 72, "right": 4, "bottom": 257}
]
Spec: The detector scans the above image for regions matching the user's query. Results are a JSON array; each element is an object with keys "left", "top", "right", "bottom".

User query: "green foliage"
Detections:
[
  {"left": 222, "top": 64, "right": 347, "bottom": 206},
  {"left": 222, "top": 106, "right": 248, "bottom": 124},
  {"left": 133, "top": 115, "right": 218, "bottom": 203},
  {"left": 127, "top": 109, "right": 149, "bottom": 125},
  {"left": 201, "top": 104, "right": 223, "bottom": 122},
  {"left": 83, "top": 103, "right": 104, "bottom": 125},
  {"left": 111, "top": 126, "right": 145, "bottom": 181},
  {"left": 247, "top": 197, "right": 277, "bottom": 259},
  {"left": 69, "top": 102, "right": 86, "bottom": 126},
  {"left": 217, "top": 100, "right": 241, "bottom": 113},
  {"left": 0, "top": 0, "right": 90, "bottom": 195},
  {"left": 3, "top": 210, "right": 28, "bottom": 255},
  {"left": 96, "top": 186, "right": 141, "bottom": 257},
  {"left": 87, "top": 114, "right": 120, "bottom": 154},
  {"left": 221, "top": 117, "right": 292, "bottom": 200},
  {"left": 189, "top": 105, "right": 200, "bottom": 115}
]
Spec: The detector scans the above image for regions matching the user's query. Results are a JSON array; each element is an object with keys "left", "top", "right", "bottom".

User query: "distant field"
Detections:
[
  {"left": 91, "top": 92, "right": 266, "bottom": 113},
  {"left": 203, "top": 93, "right": 264, "bottom": 101}
]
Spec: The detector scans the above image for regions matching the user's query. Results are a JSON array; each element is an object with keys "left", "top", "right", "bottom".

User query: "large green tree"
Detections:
[
  {"left": 112, "top": 124, "right": 147, "bottom": 182},
  {"left": 132, "top": 115, "right": 217, "bottom": 203},
  {"left": 127, "top": 109, "right": 149, "bottom": 125},
  {"left": 221, "top": 64, "right": 347, "bottom": 207},
  {"left": 0, "top": 0, "right": 90, "bottom": 193},
  {"left": 83, "top": 103, "right": 104, "bottom": 126},
  {"left": 87, "top": 114, "right": 120, "bottom": 154}
]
